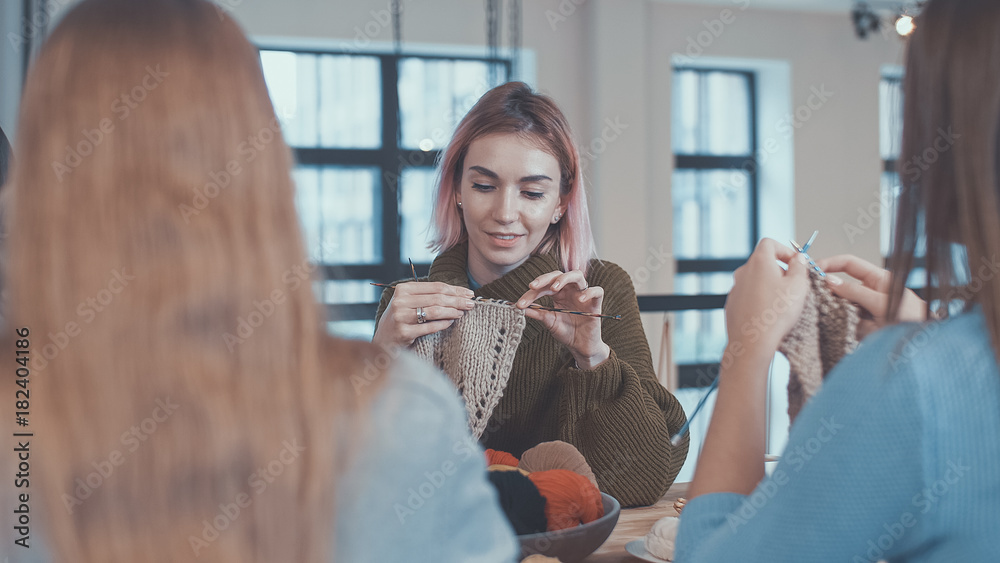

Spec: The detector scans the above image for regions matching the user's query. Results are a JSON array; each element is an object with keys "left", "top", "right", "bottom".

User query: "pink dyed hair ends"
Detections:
[{"left": 430, "top": 82, "right": 596, "bottom": 275}]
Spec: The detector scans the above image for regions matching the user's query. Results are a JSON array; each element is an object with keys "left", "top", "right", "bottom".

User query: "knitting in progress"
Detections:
[
  {"left": 411, "top": 298, "right": 526, "bottom": 439},
  {"left": 778, "top": 270, "right": 861, "bottom": 422}
]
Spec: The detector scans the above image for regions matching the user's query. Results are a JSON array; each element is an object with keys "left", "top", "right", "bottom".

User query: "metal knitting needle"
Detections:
[
  {"left": 670, "top": 376, "right": 719, "bottom": 446},
  {"left": 474, "top": 296, "right": 623, "bottom": 320},
  {"left": 524, "top": 303, "right": 622, "bottom": 320},
  {"left": 801, "top": 230, "right": 819, "bottom": 253},
  {"left": 789, "top": 239, "right": 827, "bottom": 278},
  {"left": 408, "top": 258, "right": 418, "bottom": 281},
  {"left": 368, "top": 284, "right": 622, "bottom": 320}
]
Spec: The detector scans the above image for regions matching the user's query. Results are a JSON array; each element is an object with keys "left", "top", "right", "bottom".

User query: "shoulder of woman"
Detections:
[
  {"left": 585, "top": 258, "right": 636, "bottom": 294},
  {"left": 586, "top": 257, "right": 626, "bottom": 279},
  {"left": 833, "top": 310, "right": 995, "bottom": 394},
  {"left": 371, "top": 351, "right": 465, "bottom": 421}
]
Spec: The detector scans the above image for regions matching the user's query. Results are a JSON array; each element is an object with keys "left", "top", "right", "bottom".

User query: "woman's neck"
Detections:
[{"left": 466, "top": 250, "right": 529, "bottom": 287}]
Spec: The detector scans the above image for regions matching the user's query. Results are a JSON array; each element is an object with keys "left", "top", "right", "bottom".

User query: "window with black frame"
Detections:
[
  {"left": 880, "top": 74, "right": 903, "bottom": 258},
  {"left": 259, "top": 49, "right": 510, "bottom": 338},
  {"left": 880, "top": 72, "right": 926, "bottom": 285},
  {"left": 671, "top": 68, "right": 758, "bottom": 387}
]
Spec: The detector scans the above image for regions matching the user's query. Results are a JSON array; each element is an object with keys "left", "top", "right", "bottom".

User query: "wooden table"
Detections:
[{"left": 581, "top": 482, "right": 689, "bottom": 562}]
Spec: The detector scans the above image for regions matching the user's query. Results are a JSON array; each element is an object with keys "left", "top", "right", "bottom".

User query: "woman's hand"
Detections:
[
  {"left": 373, "top": 282, "right": 477, "bottom": 348},
  {"left": 689, "top": 241, "right": 808, "bottom": 500},
  {"left": 725, "top": 239, "right": 811, "bottom": 356},
  {"left": 815, "top": 254, "right": 927, "bottom": 340},
  {"left": 515, "top": 270, "right": 610, "bottom": 370}
]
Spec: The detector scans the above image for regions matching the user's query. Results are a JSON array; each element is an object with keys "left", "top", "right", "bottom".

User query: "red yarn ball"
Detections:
[
  {"left": 527, "top": 469, "right": 604, "bottom": 531},
  {"left": 485, "top": 448, "right": 520, "bottom": 467}
]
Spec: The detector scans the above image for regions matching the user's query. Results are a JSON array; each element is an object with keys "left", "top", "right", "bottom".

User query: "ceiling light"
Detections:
[{"left": 895, "top": 14, "right": 915, "bottom": 36}]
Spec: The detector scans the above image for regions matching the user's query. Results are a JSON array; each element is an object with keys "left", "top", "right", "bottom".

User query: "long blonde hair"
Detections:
[{"left": 7, "top": 0, "right": 378, "bottom": 560}]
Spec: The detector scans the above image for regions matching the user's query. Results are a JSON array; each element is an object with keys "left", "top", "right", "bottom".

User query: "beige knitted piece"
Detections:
[
  {"left": 411, "top": 299, "right": 526, "bottom": 439},
  {"left": 778, "top": 271, "right": 861, "bottom": 423}
]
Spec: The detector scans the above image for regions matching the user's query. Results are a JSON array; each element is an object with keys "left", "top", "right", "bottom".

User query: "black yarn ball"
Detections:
[{"left": 487, "top": 470, "right": 548, "bottom": 535}]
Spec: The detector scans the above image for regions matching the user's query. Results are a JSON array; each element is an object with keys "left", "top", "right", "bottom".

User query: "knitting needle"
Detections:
[
  {"left": 408, "top": 258, "right": 418, "bottom": 281},
  {"left": 369, "top": 281, "right": 622, "bottom": 319},
  {"left": 670, "top": 376, "right": 719, "bottom": 446},
  {"left": 801, "top": 230, "right": 819, "bottom": 253},
  {"left": 789, "top": 239, "right": 827, "bottom": 278},
  {"left": 473, "top": 296, "right": 623, "bottom": 320},
  {"left": 524, "top": 304, "right": 621, "bottom": 320}
]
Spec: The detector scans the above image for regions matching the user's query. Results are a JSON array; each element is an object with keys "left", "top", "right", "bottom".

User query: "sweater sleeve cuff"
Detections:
[
  {"left": 557, "top": 348, "right": 627, "bottom": 408},
  {"left": 674, "top": 492, "right": 746, "bottom": 560}
]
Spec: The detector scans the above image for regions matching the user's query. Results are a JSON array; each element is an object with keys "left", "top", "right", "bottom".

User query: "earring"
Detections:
[
  {"left": 552, "top": 213, "right": 561, "bottom": 223},
  {"left": 457, "top": 201, "right": 463, "bottom": 209}
]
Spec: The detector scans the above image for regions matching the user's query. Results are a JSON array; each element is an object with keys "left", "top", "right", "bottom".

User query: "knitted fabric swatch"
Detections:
[
  {"left": 778, "top": 271, "right": 861, "bottom": 423},
  {"left": 411, "top": 299, "right": 526, "bottom": 439}
]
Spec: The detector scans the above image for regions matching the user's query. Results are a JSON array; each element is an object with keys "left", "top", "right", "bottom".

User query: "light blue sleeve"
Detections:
[
  {"left": 675, "top": 323, "right": 934, "bottom": 563},
  {"left": 333, "top": 351, "right": 519, "bottom": 563}
]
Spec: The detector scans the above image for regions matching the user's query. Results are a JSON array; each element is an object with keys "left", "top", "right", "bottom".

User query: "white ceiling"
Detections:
[{"left": 652, "top": 0, "right": 856, "bottom": 14}]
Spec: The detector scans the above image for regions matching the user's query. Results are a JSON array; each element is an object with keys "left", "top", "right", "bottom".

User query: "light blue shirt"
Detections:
[
  {"left": 675, "top": 309, "right": 1000, "bottom": 562},
  {"left": 334, "top": 351, "right": 519, "bottom": 562}
]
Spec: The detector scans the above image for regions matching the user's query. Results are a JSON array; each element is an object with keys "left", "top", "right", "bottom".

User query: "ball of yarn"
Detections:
[
  {"left": 518, "top": 440, "right": 599, "bottom": 488},
  {"left": 527, "top": 469, "right": 604, "bottom": 531},
  {"left": 486, "top": 470, "right": 548, "bottom": 535},
  {"left": 487, "top": 464, "right": 531, "bottom": 476},
  {"left": 644, "top": 516, "right": 680, "bottom": 561},
  {"left": 485, "top": 448, "right": 520, "bottom": 467}
]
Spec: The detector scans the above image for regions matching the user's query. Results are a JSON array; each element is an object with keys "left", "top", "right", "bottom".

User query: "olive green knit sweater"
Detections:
[{"left": 375, "top": 243, "right": 689, "bottom": 507}]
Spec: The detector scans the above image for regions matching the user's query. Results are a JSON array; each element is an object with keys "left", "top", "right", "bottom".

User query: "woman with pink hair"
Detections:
[{"left": 375, "top": 82, "right": 688, "bottom": 507}]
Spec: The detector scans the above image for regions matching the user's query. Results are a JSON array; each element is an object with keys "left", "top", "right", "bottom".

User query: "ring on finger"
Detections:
[{"left": 416, "top": 307, "right": 428, "bottom": 324}]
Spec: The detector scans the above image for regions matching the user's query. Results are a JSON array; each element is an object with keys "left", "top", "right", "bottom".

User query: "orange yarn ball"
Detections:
[
  {"left": 485, "top": 449, "right": 519, "bottom": 467},
  {"left": 527, "top": 469, "right": 604, "bottom": 531}
]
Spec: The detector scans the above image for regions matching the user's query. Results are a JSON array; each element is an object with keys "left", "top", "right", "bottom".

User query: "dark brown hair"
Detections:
[{"left": 888, "top": 0, "right": 1000, "bottom": 357}]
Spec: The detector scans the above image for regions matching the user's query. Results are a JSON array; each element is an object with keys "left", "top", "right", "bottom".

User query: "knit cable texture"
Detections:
[
  {"left": 411, "top": 299, "right": 526, "bottom": 439},
  {"left": 778, "top": 271, "right": 861, "bottom": 423}
]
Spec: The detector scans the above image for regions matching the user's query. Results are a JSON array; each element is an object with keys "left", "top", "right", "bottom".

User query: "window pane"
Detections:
[
  {"left": 673, "top": 272, "right": 734, "bottom": 295},
  {"left": 673, "top": 275, "right": 730, "bottom": 364},
  {"left": 880, "top": 78, "right": 903, "bottom": 161},
  {"left": 672, "top": 308, "right": 727, "bottom": 364},
  {"left": 398, "top": 58, "right": 494, "bottom": 151},
  {"left": 400, "top": 167, "right": 438, "bottom": 263},
  {"left": 673, "top": 70, "right": 751, "bottom": 156},
  {"left": 261, "top": 51, "right": 381, "bottom": 149},
  {"left": 317, "top": 281, "right": 379, "bottom": 341},
  {"left": 294, "top": 166, "right": 381, "bottom": 264},
  {"left": 880, "top": 172, "right": 900, "bottom": 257},
  {"left": 316, "top": 280, "right": 380, "bottom": 304},
  {"left": 672, "top": 169, "right": 752, "bottom": 259},
  {"left": 328, "top": 320, "right": 377, "bottom": 340},
  {"left": 880, "top": 171, "right": 926, "bottom": 259}
]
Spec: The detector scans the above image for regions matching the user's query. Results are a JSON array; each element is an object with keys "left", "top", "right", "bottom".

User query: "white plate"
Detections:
[{"left": 625, "top": 539, "right": 672, "bottom": 562}]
